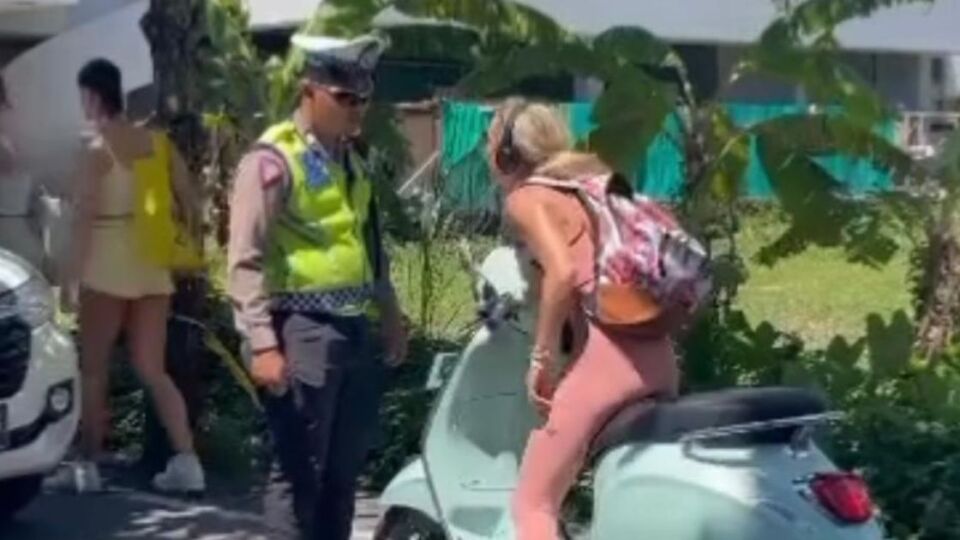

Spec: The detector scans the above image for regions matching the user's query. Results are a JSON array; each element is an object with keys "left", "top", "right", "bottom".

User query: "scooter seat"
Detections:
[{"left": 589, "top": 386, "right": 828, "bottom": 460}]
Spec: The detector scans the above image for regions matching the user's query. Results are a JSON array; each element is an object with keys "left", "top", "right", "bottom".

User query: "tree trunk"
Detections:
[
  {"left": 915, "top": 195, "right": 960, "bottom": 357},
  {"left": 138, "top": 0, "right": 209, "bottom": 476}
]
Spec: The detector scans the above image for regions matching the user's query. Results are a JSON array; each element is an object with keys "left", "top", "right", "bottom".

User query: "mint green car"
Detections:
[{"left": 375, "top": 246, "right": 885, "bottom": 540}]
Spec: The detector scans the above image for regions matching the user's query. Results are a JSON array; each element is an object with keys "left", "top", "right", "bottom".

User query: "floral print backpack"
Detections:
[{"left": 527, "top": 173, "right": 713, "bottom": 334}]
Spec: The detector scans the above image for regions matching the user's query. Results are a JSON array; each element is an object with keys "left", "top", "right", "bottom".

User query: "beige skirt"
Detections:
[{"left": 81, "top": 221, "right": 173, "bottom": 298}]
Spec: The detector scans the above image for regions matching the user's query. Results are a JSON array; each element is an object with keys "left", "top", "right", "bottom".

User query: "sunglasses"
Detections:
[{"left": 324, "top": 87, "right": 370, "bottom": 108}]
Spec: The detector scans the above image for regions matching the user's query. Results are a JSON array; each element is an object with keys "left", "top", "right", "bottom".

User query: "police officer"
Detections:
[{"left": 226, "top": 33, "right": 408, "bottom": 539}]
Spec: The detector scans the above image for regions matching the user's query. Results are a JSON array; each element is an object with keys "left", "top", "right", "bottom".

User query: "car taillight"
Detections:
[{"left": 809, "top": 472, "right": 874, "bottom": 524}]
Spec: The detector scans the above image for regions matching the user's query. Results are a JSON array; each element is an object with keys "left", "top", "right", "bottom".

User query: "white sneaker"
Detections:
[
  {"left": 151, "top": 453, "right": 205, "bottom": 495},
  {"left": 44, "top": 461, "right": 104, "bottom": 494}
]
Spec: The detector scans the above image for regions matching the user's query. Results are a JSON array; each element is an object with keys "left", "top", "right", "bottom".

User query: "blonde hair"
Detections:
[{"left": 489, "top": 98, "right": 610, "bottom": 181}]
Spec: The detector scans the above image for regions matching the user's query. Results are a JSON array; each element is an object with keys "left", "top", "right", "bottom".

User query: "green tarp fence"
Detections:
[{"left": 440, "top": 100, "right": 896, "bottom": 212}]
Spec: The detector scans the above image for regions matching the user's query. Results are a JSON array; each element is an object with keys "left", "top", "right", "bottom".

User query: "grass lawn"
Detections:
[
  {"left": 734, "top": 220, "right": 913, "bottom": 348},
  {"left": 389, "top": 212, "right": 915, "bottom": 349}
]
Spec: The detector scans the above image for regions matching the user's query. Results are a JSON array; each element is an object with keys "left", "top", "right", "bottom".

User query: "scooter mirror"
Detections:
[
  {"left": 456, "top": 239, "right": 484, "bottom": 303},
  {"left": 477, "top": 292, "right": 523, "bottom": 334},
  {"left": 425, "top": 352, "right": 460, "bottom": 391}
]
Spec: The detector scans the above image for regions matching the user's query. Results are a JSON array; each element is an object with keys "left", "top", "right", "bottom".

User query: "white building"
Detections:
[
  {"left": 516, "top": 0, "right": 960, "bottom": 109},
  {"left": 1, "top": 0, "right": 959, "bottom": 192},
  {"left": 0, "top": 0, "right": 322, "bottom": 194}
]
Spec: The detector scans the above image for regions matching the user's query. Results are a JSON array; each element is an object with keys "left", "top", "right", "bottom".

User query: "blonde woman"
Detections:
[
  {"left": 57, "top": 59, "right": 204, "bottom": 494},
  {"left": 486, "top": 99, "right": 679, "bottom": 539}
]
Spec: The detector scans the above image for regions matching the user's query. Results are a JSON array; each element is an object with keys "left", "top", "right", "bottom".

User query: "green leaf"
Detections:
[
  {"left": 587, "top": 71, "right": 675, "bottom": 172},
  {"left": 312, "top": 0, "right": 386, "bottom": 37},
  {"left": 936, "top": 130, "right": 960, "bottom": 184},
  {"left": 754, "top": 133, "right": 903, "bottom": 267},
  {"left": 592, "top": 26, "right": 672, "bottom": 67},
  {"left": 458, "top": 40, "right": 604, "bottom": 96},
  {"left": 741, "top": 20, "right": 891, "bottom": 128},
  {"left": 202, "top": 112, "right": 229, "bottom": 129},
  {"left": 787, "top": 0, "right": 934, "bottom": 39},
  {"left": 205, "top": 0, "right": 229, "bottom": 43},
  {"left": 802, "top": 335, "right": 869, "bottom": 404},
  {"left": 704, "top": 107, "right": 750, "bottom": 203},
  {"left": 750, "top": 113, "right": 914, "bottom": 180},
  {"left": 757, "top": 133, "right": 847, "bottom": 237},
  {"left": 710, "top": 253, "right": 749, "bottom": 293},
  {"left": 865, "top": 310, "right": 916, "bottom": 378},
  {"left": 381, "top": 24, "right": 480, "bottom": 63},
  {"left": 825, "top": 335, "right": 867, "bottom": 369}
]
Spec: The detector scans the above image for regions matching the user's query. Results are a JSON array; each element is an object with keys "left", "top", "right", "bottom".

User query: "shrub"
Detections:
[
  {"left": 683, "top": 306, "right": 960, "bottom": 539},
  {"left": 363, "top": 332, "right": 463, "bottom": 489}
]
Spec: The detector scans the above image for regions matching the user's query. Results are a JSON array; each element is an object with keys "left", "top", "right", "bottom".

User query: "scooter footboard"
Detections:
[
  {"left": 591, "top": 443, "right": 884, "bottom": 540},
  {"left": 379, "top": 458, "right": 441, "bottom": 523}
]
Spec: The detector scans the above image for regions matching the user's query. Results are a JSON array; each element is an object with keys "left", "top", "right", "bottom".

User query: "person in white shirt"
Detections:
[{"left": 0, "top": 74, "right": 50, "bottom": 276}]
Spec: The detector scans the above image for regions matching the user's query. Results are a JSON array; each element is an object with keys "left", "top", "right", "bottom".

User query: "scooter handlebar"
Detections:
[{"left": 476, "top": 290, "right": 519, "bottom": 331}]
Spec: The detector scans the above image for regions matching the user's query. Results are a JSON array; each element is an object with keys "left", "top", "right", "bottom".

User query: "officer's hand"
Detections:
[
  {"left": 383, "top": 312, "right": 409, "bottom": 368},
  {"left": 251, "top": 348, "right": 288, "bottom": 393}
]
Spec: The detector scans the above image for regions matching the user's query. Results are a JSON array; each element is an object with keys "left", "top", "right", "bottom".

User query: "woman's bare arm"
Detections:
[
  {"left": 506, "top": 187, "right": 578, "bottom": 365},
  {"left": 65, "top": 145, "right": 109, "bottom": 285}
]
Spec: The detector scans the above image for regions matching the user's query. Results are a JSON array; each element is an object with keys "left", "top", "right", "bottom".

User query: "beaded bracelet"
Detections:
[{"left": 530, "top": 345, "right": 551, "bottom": 367}]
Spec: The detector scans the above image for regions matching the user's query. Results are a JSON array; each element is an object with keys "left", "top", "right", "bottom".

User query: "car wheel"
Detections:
[
  {"left": 0, "top": 475, "right": 43, "bottom": 521},
  {"left": 375, "top": 509, "right": 445, "bottom": 540}
]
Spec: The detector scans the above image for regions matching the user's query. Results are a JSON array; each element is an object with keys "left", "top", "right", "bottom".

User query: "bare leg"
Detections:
[
  {"left": 512, "top": 328, "right": 677, "bottom": 540},
  {"left": 78, "top": 288, "right": 127, "bottom": 461},
  {"left": 125, "top": 295, "right": 194, "bottom": 454}
]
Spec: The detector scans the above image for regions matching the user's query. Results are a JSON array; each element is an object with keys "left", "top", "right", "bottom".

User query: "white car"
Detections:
[{"left": 0, "top": 247, "right": 78, "bottom": 520}]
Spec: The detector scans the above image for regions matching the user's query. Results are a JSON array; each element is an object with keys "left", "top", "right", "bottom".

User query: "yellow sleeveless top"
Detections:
[{"left": 80, "top": 135, "right": 173, "bottom": 298}]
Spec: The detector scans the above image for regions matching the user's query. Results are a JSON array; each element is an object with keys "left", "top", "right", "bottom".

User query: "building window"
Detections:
[{"left": 931, "top": 57, "right": 944, "bottom": 85}]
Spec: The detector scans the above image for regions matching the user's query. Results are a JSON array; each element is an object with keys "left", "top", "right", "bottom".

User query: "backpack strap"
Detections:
[
  {"left": 524, "top": 176, "right": 584, "bottom": 192},
  {"left": 521, "top": 176, "right": 595, "bottom": 226},
  {"left": 517, "top": 175, "right": 606, "bottom": 282}
]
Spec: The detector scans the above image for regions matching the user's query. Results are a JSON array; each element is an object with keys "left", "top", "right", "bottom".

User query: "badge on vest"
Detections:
[{"left": 303, "top": 149, "right": 332, "bottom": 189}]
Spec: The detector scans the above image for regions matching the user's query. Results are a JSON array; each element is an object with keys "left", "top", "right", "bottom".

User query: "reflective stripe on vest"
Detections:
[{"left": 257, "top": 120, "right": 375, "bottom": 315}]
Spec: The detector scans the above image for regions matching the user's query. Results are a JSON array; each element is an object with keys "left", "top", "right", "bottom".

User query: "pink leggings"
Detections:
[{"left": 512, "top": 323, "right": 678, "bottom": 540}]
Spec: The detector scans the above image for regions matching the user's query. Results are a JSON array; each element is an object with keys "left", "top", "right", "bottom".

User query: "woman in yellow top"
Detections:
[{"left": 57, "top": 59, "right": 205, "bottom": 494}]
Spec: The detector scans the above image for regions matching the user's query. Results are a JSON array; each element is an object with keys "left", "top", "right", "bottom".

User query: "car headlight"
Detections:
[{"left": 0, "top": 271, "right": 53, "bottom": 328}]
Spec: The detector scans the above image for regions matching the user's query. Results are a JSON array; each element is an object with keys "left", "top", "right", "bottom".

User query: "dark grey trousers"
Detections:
[{"left": 261, "top": 311, "right": 387, "bottom": 540}]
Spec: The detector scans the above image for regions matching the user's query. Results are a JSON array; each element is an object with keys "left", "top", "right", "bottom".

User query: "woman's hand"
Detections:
[
  {"left": 526, "top": 361, "right": 555, "bottom": 417},
  {"left": 527, "top": 345, "right": 557, "bottom": 417}
]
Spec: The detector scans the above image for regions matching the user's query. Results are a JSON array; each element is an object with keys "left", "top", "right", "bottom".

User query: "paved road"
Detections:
[{"left": 1, "top": 488, "right": 382, "bottom": 540}]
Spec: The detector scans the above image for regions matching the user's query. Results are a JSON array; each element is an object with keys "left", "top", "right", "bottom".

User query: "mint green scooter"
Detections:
[{"left": 375, "top": 246, "right": 885, "bottom": 540}]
